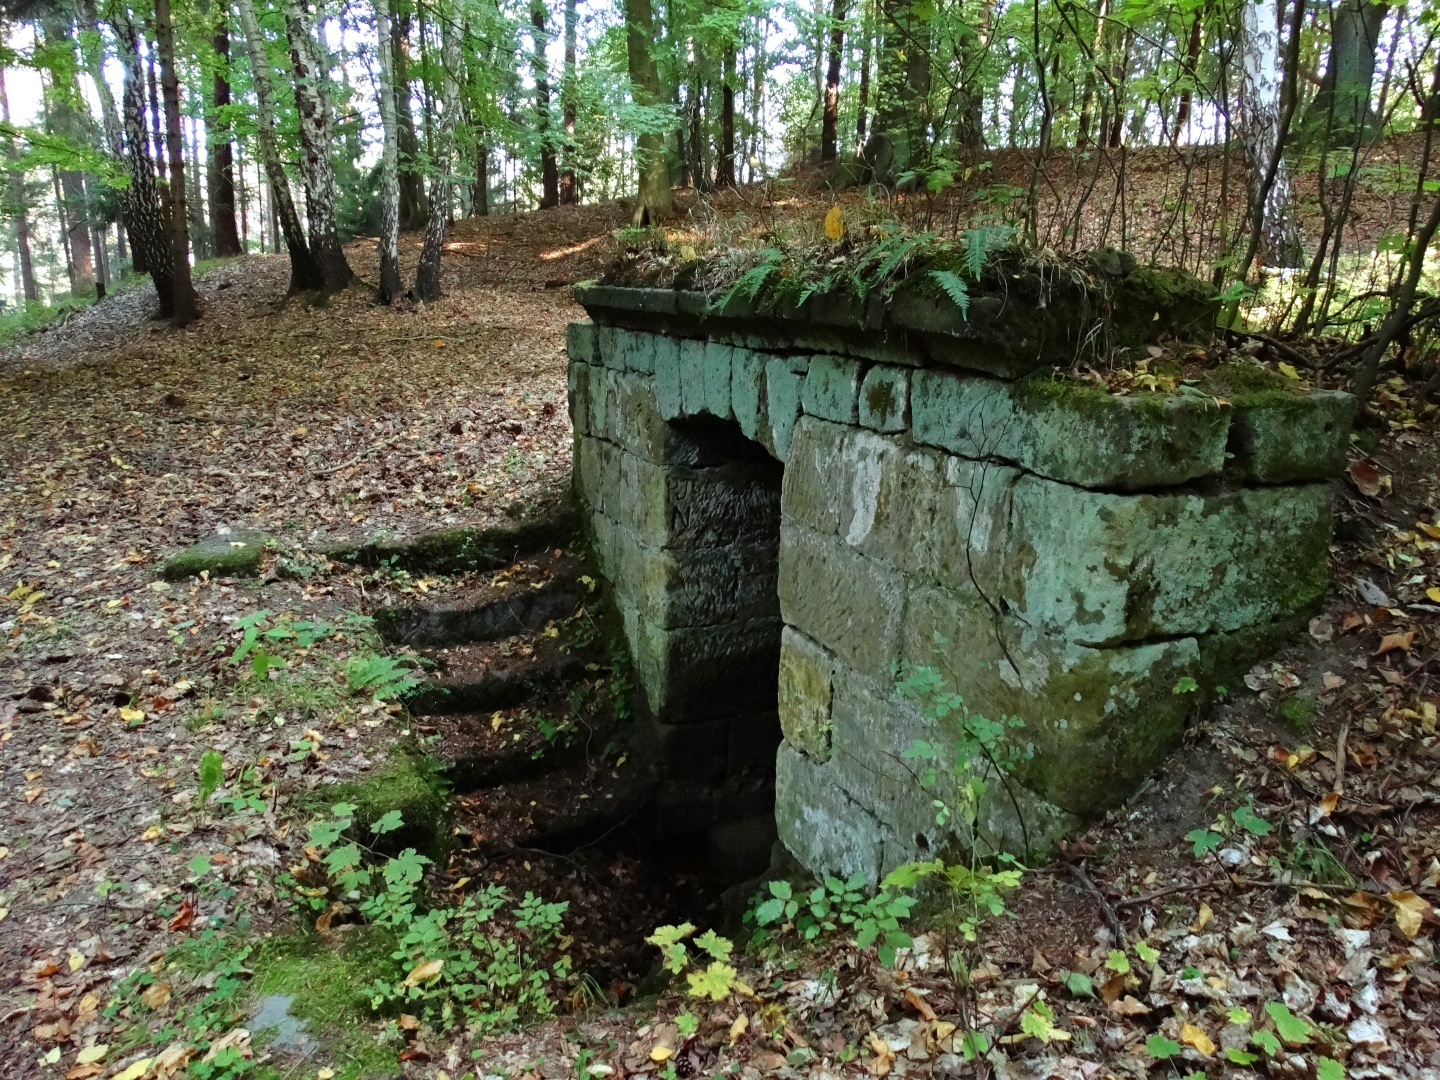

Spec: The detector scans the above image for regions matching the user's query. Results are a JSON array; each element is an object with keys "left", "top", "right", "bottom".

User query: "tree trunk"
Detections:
[
  {"left": 374, "top": 0, "right": 403, "bottom": 302},
  {"left": 210, "top": 19, "right": 242, "bottom": 257},
  {"left": 413, "top": 17, "right": 462, "bottom": 301},
  {"left": 474, "top": 146, "right": 489, "bottom": 215},
  {"left": 236, "top": 0, "right": 324, "bottom": 291},
  {"left": 719, "top": 47, "right": 737, "bottom": 183},
  {"left": 113, "top": 14, "right": 176, "bottom": 313},
  {"left": 863, "top": 0, "right": 931, "bottom": 185},
  {"left": 1238, "top": 0, "right": 1302, "bottom": 267},
  {"left": 686, "top": 82, "right": 705, "bottom": 189},
  {"left": 532, "top": 0, "right": 561, "bottom": 209},
  {"left": 855, "top": 0, "right": 871, "bottom": 145},
  {"left": 1308, "top": 0, "right": 1388, "bottom": 143},
  {"left": 187, "top": 113, "right": 209, "bottom": 261},
  {"left": 92, "top": 217, "right": 108, "bottom": 298},
  {"left": 41, "top": 10, "right": 96, "bottom": 297},
  {"left": 283, "top": 0, "right": 354, "bottom": 290},
  {"left": 624, "top": 0, "right": 673, "bottom": 223},
  {"left": 1172, "top": 5, "right": 1205, "bottom": 143},
  {"left": 0, "top": 68, "right": 38, "bottom": 302},
  {"left": 154, "top": 0, "right": 199, "bottom": 326},
  {"left": 391, "top": 5, "right": 427, "bottom": 229},
  {"left": 820, "top": 0, "right": 846, "bottom": 162},
  {"left": 147, "top": 51, "right": 166, "bottom": 187},
  {"left": 1076, "top": 0, "right": 1108, "bottom": 148},
  {"left": 560, "top": 0, "right": 579, "bottom": 203}
]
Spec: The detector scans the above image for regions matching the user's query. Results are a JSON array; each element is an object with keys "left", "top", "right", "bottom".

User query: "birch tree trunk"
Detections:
[
  {"left": 154, "top": 0, "right": 200, "bottom": 326},
  {"left": 236, "top": 0, "right": 324, "bottom": 291},
  {"left": 413, "top": 17, "right": 462, "bottom": 301},
  {"left": 283, "top": 0, "right": 354, "bottom": 290},
  {"left": 41, "top": 9, "right": 95, "bottom": 297},
  {"left": 113, "top": 14, "right": 176, "bottom": 314},
  {"left": 374, "top": 0, "right": 403, "bottom": 302},
  {"left": 1238, "top": 0, "right": 1302, "bottom": 267}
]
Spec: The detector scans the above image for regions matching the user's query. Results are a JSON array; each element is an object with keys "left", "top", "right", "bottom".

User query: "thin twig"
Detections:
[
  {"left": 1068, "top": 860, "right": 1127, "bottom": 944},
  {"left": 1332, "top": 720, "right": 1350, "bottom": 797}
]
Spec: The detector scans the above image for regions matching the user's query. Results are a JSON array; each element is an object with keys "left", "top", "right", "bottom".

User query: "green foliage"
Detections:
[
  {"left": 1145, "top": 1034, "right": 1182, "bottom": 1059},
  {"left": 748, "top": 873, "right": 917, "bottom": 967},
  {"left": 1187, "top": 800, "right": 1272, "bottom": 856},
  {"left": 196, "top": 750, "right": 225, "bottom": 808},
  {"left": 0, "top": 296, "right": 93, "bottom": 347},
  {"left": 645, "top": 924, "right": 749, "bottom": 1002},
  {"left": 344, "top": 653, "right": 423, "bottom": 701}
]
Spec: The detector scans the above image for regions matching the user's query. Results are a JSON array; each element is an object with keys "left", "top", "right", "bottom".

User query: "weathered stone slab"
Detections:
[
  {"left": 777, "top": 627, "right": 835, "bottom": 761},
  {"left": 567, "top": 320, "right": 599, "bottom": 364},
  {"left": 775, "top": 744, "right": 887, "bottom": 886},
  {"left": 778, "top": 523, "right": 903, "bottom": 683},
  {"left": 859, "top": 365, "right": 910, "bottom": 432},
  {"left": 622, "top": 603, "right": 782, "bottom": 722},
  {"left": 679, "top": 338, "right": 708, "bottom": 417},
  {"left": 611, "top": 525, "right": 780, "bottom": 629},
  {"left": 911, "top": 369, "right": 1230, "bottom": 490},
  {"left": 802, "top": 355, "right": 863, "bottom": 424},
  {"left": 597, "top": 324, "right": 656, "bottom": 373},
  {"left": 653, "top": 334, "right": 683, "bottom": 419},
  {"left": 764, "top": 356, "right": 809, "bottom": 460},
  {"left": 1228, "top": 390, "right": 1355, "bottom": 483},
  {"left": 704, "top": 343, "right": 735, "bottom": 420},
  {"left": 731, "top": 349, "right": 769, "bottom": 444}
]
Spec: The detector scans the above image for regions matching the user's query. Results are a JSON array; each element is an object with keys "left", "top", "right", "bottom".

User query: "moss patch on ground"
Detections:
[
  {"left": 327, "top": 502, "right": 578, "bottom": 575},
  {"left": 311, "top": 750, "right": 451, "bottom": 859},
  {"left": 1277, "top": 693, "right": 1318, "bottom": 733}
]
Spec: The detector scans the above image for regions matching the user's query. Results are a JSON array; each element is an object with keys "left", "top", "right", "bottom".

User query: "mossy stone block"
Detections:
[
  {"left": 802, "top": 354, "right": 863, "bottom": 424},
  {"left": 566, "top": 320, "right": 599, "bottom": 363},
  {"left": 731, "top": 348, "right": 769, "bottom": 444},
  {"left": 859, "top": 365, "right": 910, "bottom": 432},
  {"left": 764, "top": 355, "right": 809, "bottom": 461},
  {"left": 162, "top": 529, "right": 271, "bottom": 580},
  {"left": 1228, "top": 389, "right": 1356, "bottom": 483},
  {"left": 703, "top": 343, "right": 735, "bottom": 420},
  {"left": 653, "top": 334, "right": 684, "bottom": 419},
  {"left": 679, "top": 338, "right": 708, "bottom": 417},
  {"left": 777, "top": 627, "right": 835, "bottom": 761},
  {"left": 320, "top": 752, "right": 450, "bottom": 859},
  {"left": 775, "top": 744, "right": 887, "bottom": 886}
]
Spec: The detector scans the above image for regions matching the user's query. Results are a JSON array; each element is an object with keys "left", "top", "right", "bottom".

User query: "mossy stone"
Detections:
[
  {"left": 318, "top": 751, "right": 451, "bottom": 859},
  {"left": 161, "top": 529, "right": 271, "bottom": 580},
  {"left": 325, "top": 504, "right": 578, "bottom": 575},
  {"left": 1277, "top": 693, "right": 1318, "bottom": 733}
]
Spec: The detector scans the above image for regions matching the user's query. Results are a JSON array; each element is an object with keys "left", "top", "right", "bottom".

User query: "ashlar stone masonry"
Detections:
[{"left": 568, "top": 284, "right": 1353, "bottom": 885}]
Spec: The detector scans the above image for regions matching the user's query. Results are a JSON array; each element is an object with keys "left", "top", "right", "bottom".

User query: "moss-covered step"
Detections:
[
  {"left": 312, "top": 750, "right": 451, "bottom": 859},
  {"left": 324, "top": 505, "right": 578, "bottom": 575},
  {"left": 161, "top": 528, "right": 272, "bottom": 580},
  {"left": 575, "top": 252, "right": 1217, "bottom": 379}
]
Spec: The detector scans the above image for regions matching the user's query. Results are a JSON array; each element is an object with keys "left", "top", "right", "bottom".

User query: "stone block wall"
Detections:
[{"left": 568, "top": 291, "right": 1354, "bottom": 885}]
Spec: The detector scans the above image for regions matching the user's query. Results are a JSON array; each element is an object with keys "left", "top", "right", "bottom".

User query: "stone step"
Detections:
[
  {"left": 406, "top": 636, "right": 591, "bottom": 715},
  {"left": 452, "top": 756, "right": 652, "bottom": 855},
  {"left": 375, "top": 551, "right": 587, "bottom": 647}
]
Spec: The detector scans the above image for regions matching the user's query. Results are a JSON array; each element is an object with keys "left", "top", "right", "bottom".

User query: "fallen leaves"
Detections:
[{"left": 1347, "top": 458, "right": 1392, "bottom": 497}]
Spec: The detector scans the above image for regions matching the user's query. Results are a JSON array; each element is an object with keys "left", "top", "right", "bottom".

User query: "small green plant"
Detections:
[
  {"left": 749, "top": 874, "right": 917, "bottom": 966},
  {"left": 345, "top": 653, "right": 423, "bottom": 700},
  {"left": 196, "top": 750, "right": 225, "bottom": 808},
  {"left": 1276, "top": 693, "right": 1318, "bottom": 733},
  {"left": 646, "top": 923, "right": 749, "bottom": 1001},
  {"left": 1187, "top": 800, "right": 1272, "bottom": 857}
]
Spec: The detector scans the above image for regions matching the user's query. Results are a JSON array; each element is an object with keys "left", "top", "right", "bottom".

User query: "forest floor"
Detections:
[{"left": 1, "top": 186, "right": 1438, "bottom": 1080}]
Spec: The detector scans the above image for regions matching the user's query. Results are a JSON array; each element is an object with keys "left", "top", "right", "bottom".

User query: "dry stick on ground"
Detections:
[
  {"left": 1069, "top": 860, "right": 1127, "bottom": 943},
  {"left": 1333, "top": 720, "right": 1350, "bottom": 797}
]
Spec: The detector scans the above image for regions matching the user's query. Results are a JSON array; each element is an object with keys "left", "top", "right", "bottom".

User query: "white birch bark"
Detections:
[
  {"left": 1238, "top": 0, "right": 1302, "bottom": 267},
  {"left": 374, "top": 0, "right": 402, "bottom": 302}
]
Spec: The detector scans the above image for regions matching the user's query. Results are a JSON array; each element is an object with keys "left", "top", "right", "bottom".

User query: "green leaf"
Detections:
[
  {"left": 1134, "top": 941, "right": 1159, "bottom": 963},
  {"left": 1265, "top": 1001, "right": 1312, "bottom": 1045},
  {"left": 662, "top": 943, "right": 688, "bottom": 974},
  {"left": 1225, "top": 1048, "right": 1259, "bottom": 1065},
  {"left": 1187, "top": 828, "right": 1223, "bottom": 856},
  {"left": 1145, "top": 1035, "right": 1182, "bottom": 1060},
  {"left": 675, "top": 1011, "right": 699, "bottom": 1037},
  {"left": 1233, "top": 805, "right": 1272, "bottom": 837},
  {"left": 1228, "top": 1007, "right": 1252, "bottom": 1025},
  {"left": 1317, "top": 1057, "right": 1345, "bottom": 1080},
  {"left": 1105, "top": 949, "right": 1131, "bottom": 974},
  {"left": 754, "top": 898, "right": 785, "bottom": 925},
  {"left": 1019, "top": 1004, "right": 1056, "bottom": 1042},
  {"left": 929, "top": 270, "right": 971, "bottom": 319},
  {"left": 370, "top": 810, "right": 404, "bottom": 836},
  {"left": 694, "top": 930, "right": 733, "bottom": 963},
  {"left": 959, "top": 1030, "right": 990, "bottom": 1060},
  {"left": 767, "top": 880, "right": 792, "bottom": 901},
  {"left": 1173, "top": 676, "right": 1199, "bottom": 694},
  {"left": 1061, "top": 970, "right": 1095, "bottom": 998},
  {"left": 1251, "top": 1030, "right": 1282, "bottom": 1056},
  {"left": 686, "top": 961, "right": 739, "bottom": 1001},
  {"left": 196, "top": 750, "right": 225, "bottom": 807},
  {"left": 187, "top": 854, "right": 212, "bottom": 877}
]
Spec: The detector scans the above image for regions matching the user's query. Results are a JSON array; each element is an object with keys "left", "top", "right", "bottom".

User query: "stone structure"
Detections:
[{"left": 568, "top": 281, "right": 1353, "bottom": 885}]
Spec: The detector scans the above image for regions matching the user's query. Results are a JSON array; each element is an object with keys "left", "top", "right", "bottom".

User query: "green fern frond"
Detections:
[{"left": 930, "top": 270, "right": 971, "bottom": 319}]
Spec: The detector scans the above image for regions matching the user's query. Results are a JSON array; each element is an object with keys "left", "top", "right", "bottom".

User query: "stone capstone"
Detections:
[{"left": 161, "top": 528, "right": 271, "bottom": 580}]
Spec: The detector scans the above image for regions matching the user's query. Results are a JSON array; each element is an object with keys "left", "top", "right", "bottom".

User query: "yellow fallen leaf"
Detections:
[
  {"left": 25, "top": 786, "right": 42, "bottom": 803},
  {"left": 1418, "top": 523, "right": 1440, "bottom": 540},
  {"left": 431, "top": 339, "right": 446, "bottom": 348},
  {"left": 141, "top": 982, "right": 172, "bottom": 1009},
  {"left": 728, "top": 1013, "right": 748, "bottom": 1045},
  {"left": 1314, "top": 791, "right": 1340, "bottom": 821},
  {"left": 1278, "top": 362, "right": 1300, "bottom": 380},
  {"left": 1377, "top": 630, "right": 1415, "bottom": 655},
  {"left": 824, "top": 205, "right": 845, "bottom": 242},
  {"left": 141, "top": 825, "right": 164, "bottom": 842},
  {"left": 152, "top": 1041, "right": 194, "bottom": 1078},
  {"left": 1427, "top": 587, "right": 1440, "bottom": 603},
  {"left": 1190, "top": 901, "right": 1213, "bottom": 932},
  {"left": 68, "top": 947, "right": 87, "bottom": 972},
  {"left": 650, "top": 1045, "right": 673, "bottom": 1063},
  {"left": 317, "top": 1070, "right": 336, "bottom": 1080},
  {"left": 76, "top": 1044, "right": 108, "bottom": 1064},
  {"left": 1181, "top": 1023, "right": 1215, "bottom": 1055},
  {"left": 120, "top": 708, "right": 145, "bottom": 723},
  {"left": 403, "top": 958, "right": 444, "bottom": 987},
  {"left": 1388, "top": 891, "right": 1430, "bottom": 938},
  {"left": 112, "top": 1059, "right": 154, "bottom": 1080}
]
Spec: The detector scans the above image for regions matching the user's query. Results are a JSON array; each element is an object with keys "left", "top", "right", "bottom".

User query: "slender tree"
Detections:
[
  {"left": 1237, "top": 0, "right": 1302, "bottom": 266},
  {"left": 820, "top": 0, "right": 846, "bottom": 162},
  {"left": 235, "top": 0, "right": 323, "bottom": 291},
  {"left": 413, "top": 12, "right": 462, "bottom": 300},
  {"left": 1308, "top": 0, "right": 1389, "bottom": 143},
  {"left": 864, "top": 0, "right": 931, "bottom": 184},
  {"left": 0, "top": 66, "right": 38, "bottom": 303},
  {"left": 532, "top": 0, "right": 560, "bottom": 209},
  {"left": 559, "top": 0, "right": 578, "bottom": 203},
  {"left": 391, "top": 1, "right": 427, "bottom": 229},
  {"left": 719, "top": 40, "right": 737, "bottom": 182},
  {"left": 40, "top": 8, "right": 96, "bottom": 297},
  {"left": 283, "top": 0, "right": 353, "bottom": 289},
  {"left": 374, "top": 0, "right": 403, "bottom": 301},
  {"left": 113, "top": 13, "right": 176, "bottom": 313},
  {"left": 153, "top": 0, "right": 199, "bottom": 325},
  {"left": 210, "top": 16, "right": 242, "bottom": 257},
  {"left": 624, "top": 0, "right": 673, "bottom": 222}
]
